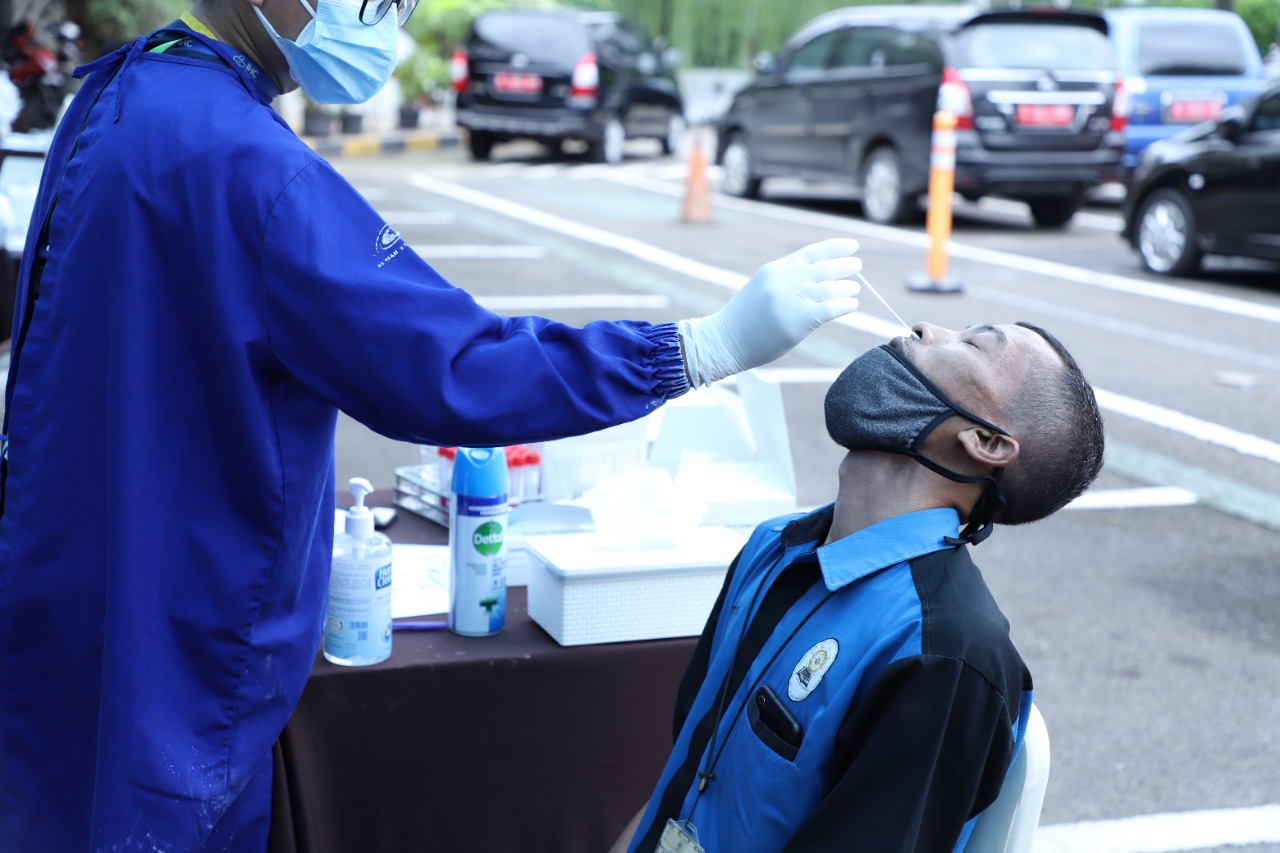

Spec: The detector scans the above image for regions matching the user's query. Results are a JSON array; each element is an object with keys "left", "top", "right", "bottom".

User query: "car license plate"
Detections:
[
  {"left": 1015, "top": 103, "right": 1076, "bottom": 127},
  {"left": 493, "top": 72, "right": 542, "bottom": 95},
  {"left": 1166, "top": 98, "right": 1222, "bottom": 123}
]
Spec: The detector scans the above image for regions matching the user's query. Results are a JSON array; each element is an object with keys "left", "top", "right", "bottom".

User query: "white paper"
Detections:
[{"left": 390, "top": 544, "right": 450, "bottom": 618}]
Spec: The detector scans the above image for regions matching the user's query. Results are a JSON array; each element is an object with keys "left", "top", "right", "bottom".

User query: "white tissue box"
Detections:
[
  {"left": 648, "top": 371, "right": 798, "bottom": 528},
  {"left": 524, "top": 527, "right": 746, "bottom": 646}
]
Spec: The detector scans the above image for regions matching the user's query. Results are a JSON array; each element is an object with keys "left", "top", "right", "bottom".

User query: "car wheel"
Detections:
[
  {"left": 661, "top": 112, "right": 687, "bottom": 156},
  {"left": 1028, "top": 196, "right": 1079, "bottom": 228},
  {"left": 720, "top": 132, "right": 761, "bottom": 198},
  {"left": 861, "top": 147, "right": 915, "bottom": 225},
  {"left": 590, "top": 115, "right": 626, "bottom": 165},
  {"left": 467, "top": 131, "right": 495, "bottom": 162},
  {"left": 1135, "top": 188, "right": 1202, "bottom": 276}
]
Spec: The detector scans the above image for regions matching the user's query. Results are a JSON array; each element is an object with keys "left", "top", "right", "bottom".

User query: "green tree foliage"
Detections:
[
  {"left": 63, "top": 0, "right": 186, "bottom": 57},
  {"left": 568, "top": 0, "right": 1275, "bottom": 68},
  {"left": 1235, "top": 0, "right": 1278, "bottom": 53},
  {"left": 397, "top": 0, "right": 560, "bottom": 101}
]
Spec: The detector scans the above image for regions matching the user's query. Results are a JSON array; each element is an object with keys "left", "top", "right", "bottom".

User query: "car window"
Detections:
[
  {"left": 784, "top": 29, "right": 843, "bottom": 76},
  {"left": 887, "top": 31, "right": 942, "bottom": 68},
  {"left": 830, "top": 27, "right": 894, "bottom": 70},
  {"left": 951, "top": 23, "right": 1113, "bottom": 71},
  {"left": 1250, "top": 93, "right": 1280, "bottom": 132},
  {"left": 1137, "top": 24, "right": 1248, "bottom": 76},
  {"left": 471, "top": 15, "right": 591, "bottom": 64},
  {"left": 590, "top": 20, "right": 651, "bottom": 68}
]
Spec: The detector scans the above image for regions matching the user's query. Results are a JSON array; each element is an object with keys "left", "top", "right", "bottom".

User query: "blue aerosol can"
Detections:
[{"left": 449, "top": 448, "right": 509, "bottom": 637}]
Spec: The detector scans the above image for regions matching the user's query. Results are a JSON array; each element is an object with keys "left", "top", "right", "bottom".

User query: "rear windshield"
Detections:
[
  {"left": 952, "top": 23, "right": 1113, "bottom": 71},
  {"left": 1137, "top": 24, "right": 1248, "bottom": 75},
  {"left": 470, "top": 15, "right": 590, "bottom": 64}
]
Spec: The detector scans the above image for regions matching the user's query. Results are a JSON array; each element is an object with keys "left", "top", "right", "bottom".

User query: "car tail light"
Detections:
[
  {"left": 450, "top": 47, "right": 469, "bottom": 93},
  {"left": 570, "top": 53, "right": 599, "bottom": 99},
  {"left": 938, "top": 67, "right": 974, "bottom": 130},
  {"left": 1111, "top": 77, "right": 1129, "bottom": 132}
]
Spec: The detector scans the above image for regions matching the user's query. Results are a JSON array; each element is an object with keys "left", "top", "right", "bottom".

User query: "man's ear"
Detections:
[{"left": 957, "top": 426, "right": 1019, "bottom": 471}]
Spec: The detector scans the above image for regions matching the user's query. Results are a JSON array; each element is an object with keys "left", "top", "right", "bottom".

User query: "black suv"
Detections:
[
  {"left": 453, "top": 10, "right": 686, "bottom": 164},
  {"left": 716, "top": 5, "right": 1126, "bottom": 227}
]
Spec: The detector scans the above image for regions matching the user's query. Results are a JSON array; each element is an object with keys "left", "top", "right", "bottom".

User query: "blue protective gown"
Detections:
[{"left": 0, "top": 24, "right": 687, "bottom": 851}]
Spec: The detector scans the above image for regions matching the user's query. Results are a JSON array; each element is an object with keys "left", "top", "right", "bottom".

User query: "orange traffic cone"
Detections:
[{"left": 681, "top": 141, "right": 713, "bottom": 224}]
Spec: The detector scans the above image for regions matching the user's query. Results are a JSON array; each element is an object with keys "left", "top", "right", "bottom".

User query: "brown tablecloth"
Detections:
[{"left": 269, "top": 491, "right": 696, "bottom": 853}]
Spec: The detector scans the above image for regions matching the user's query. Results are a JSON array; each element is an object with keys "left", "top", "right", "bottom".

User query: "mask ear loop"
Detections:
[{"left": 945, "top": 478, "right": 1006, "bottom": 546}]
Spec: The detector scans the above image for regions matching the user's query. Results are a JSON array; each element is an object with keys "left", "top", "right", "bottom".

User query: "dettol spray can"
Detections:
[{"left": 449, "top": 447, "right": 508, "bottom": 636}]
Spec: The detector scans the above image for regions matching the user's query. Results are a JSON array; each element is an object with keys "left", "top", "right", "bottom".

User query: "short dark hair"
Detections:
[{"left": 995, "top": 322, "right": 1105, "bottom": 525}]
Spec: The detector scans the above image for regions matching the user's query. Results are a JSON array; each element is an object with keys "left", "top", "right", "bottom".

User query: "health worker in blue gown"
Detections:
[{"left": 0, "top": 0, "right": 864, "bottom": 849}]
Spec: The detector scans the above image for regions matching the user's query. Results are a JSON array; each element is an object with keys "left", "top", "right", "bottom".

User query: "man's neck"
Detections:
[
  {"left": 824, "top": 451, "right": 977, "bottom": 546},
  {"left": 190, "top": 1, "right": 293, "bottom": 94}
]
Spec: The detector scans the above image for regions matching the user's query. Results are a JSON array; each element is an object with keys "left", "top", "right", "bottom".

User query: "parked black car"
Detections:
[
  {"left": 716, "top": 5, "right": 1126, "bottom": 227},
  {"left": 1122, "top": 84, "right": 1280, "bottom": 276},
  {"left": 453, "top": 10, "right": 685, "bottom": 164}
]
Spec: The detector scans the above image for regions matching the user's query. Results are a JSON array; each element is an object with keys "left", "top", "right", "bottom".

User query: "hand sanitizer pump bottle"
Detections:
[
  {"left": 449, "top": 448, "right": 509, "bottom": 637},
  {"left": 324, "top": 477, "right": 394, "bottom": 666}
]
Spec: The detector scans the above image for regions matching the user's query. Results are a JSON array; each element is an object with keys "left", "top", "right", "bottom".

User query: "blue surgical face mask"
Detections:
[{"left": 253, "top": 0, "right": 398, "bottom": 105}]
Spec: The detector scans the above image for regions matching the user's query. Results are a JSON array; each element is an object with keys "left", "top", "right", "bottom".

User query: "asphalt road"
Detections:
[{"left": 327, "top": 137, "right": 1280, "bottom": 852}]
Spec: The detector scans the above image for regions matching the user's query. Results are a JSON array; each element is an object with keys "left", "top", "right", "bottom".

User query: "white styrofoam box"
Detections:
[
  {"left": 524, "top": 527, "right": 746, "bottom": 646},
  {"left": 505, "top": 501, "right": 595, "bottom": 587},
  {"left": 648, "top": 371, "right": 797, "bottom": 527}
]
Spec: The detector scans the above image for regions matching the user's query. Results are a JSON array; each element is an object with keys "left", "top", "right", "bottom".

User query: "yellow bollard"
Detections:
[{"left": 908, "top": 110, "right": 963, "bottom": 293}]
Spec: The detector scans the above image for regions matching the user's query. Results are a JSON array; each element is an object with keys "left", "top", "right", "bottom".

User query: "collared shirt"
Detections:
[
  {"left": 630, "top": 505, "right": 1033, "bottom": 853},
  {"left": 0, "top": 22, "right": 687, "bottom": 852}
]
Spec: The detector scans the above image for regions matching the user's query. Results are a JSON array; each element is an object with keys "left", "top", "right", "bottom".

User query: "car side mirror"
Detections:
[
  {"left": 1217, "top": 107, "right": 1246, "bottom": 141},
  {"left": 753, "top": 51, "right": 777, "bottom": 77}
]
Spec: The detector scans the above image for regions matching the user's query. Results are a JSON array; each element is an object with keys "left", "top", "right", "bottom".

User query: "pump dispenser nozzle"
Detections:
[{"left": 345, "top": 477, "right": 375, "bottom": 537}]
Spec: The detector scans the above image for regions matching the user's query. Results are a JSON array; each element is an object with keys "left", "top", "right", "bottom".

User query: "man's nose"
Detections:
[{"left": 913, "top": 322, "right": 947, "bottom": 343}]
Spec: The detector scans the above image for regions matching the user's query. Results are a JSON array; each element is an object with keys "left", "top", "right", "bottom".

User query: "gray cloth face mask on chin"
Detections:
[{"left": 824, "top": 344, "right": 1009, "bottom": 545}]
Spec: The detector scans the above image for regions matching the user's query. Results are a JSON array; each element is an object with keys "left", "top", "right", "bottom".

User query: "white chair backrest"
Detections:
[{"left": 965, "top": 703, "right": 1051, "bottom": 853}]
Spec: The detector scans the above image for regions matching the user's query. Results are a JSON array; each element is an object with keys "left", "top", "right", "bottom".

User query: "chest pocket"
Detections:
[{"left": 747, "top": 684, "right": 803, "bottom": 762}]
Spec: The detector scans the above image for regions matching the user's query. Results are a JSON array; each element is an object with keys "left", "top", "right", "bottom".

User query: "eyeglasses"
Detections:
[{"left": 359, "top": 0, "right": 420, "bottom": 27}]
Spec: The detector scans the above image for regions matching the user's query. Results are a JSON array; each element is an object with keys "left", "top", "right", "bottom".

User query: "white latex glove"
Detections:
[{"left": 678, "top": 238, "right": 862, "bottom": 388}]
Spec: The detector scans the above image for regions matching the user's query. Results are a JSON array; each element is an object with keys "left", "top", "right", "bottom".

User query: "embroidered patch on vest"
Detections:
[{"left": 788, "top": 638, "right": 838, "bottom": 701}]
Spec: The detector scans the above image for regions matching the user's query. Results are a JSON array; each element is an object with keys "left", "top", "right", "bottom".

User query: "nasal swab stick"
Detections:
[{"left": 856, "top": 272, "right": 914, "bottom": 336}]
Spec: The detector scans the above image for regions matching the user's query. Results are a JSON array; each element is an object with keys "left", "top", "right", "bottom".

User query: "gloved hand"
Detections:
[{"left": 678, "top": 238, "right": 862, "bottom": 388}]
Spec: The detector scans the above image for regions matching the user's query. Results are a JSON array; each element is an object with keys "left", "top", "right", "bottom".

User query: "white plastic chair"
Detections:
[{"left": 966, "top": 703, "right": 1051, "bottom": 853}]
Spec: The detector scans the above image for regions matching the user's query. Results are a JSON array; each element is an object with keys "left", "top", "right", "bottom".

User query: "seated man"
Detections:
[{"left": 618, "top": 321, "right": 1105, "bottom": 853}]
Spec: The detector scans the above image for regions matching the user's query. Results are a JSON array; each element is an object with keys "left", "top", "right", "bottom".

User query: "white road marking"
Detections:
[
  {"left": 381, "top": 211, "right": 455, "bottom": 226},
  {"left": 1095, "top": 388, "right": 1280, "bottom": 466},
  {"left": 1063, "top": 486, "right": 1197, "bottom": 510},
  {"left": 519, "top": 164, "right": 562, "bottom": 180},
  {"left": 407, "top": 173, "right": 1279, "bottom": 470},
  {"left": 1035, "top": 803, "right": 1280, "bottom": 853},
  {"left": 409, "top": 244, "right": 546, "bottom": 260},
  {"left": 598, "top": 169, "right": 1280, "bottom": 325}
]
